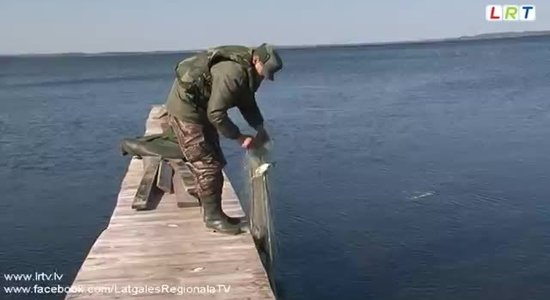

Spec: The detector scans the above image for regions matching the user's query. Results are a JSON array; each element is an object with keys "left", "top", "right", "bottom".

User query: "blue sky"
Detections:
[{"left": 0, "top": 0, "right": 548, "bottom": 54}]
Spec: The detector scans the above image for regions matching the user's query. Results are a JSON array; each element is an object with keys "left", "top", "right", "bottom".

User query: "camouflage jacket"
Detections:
[{"left": 165, "top": 46, "right": 264, "bottom": 140}]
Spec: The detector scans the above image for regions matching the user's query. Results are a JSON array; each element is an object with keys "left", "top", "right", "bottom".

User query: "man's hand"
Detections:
[{"left": 238, "top": 134, "right": 255, "bottom": 150}]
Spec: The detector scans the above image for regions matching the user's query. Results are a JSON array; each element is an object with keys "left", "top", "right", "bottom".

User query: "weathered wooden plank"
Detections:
[
  {"left": 156, "top": 159, "right": 173, "bottom": 193},
  {"left": 170, "top": 160, "right": 198, "bottom": 192},
  {"left": 67, "top": 105, "right": 274, "bottom": 300},
  {"left": 169, "top": 159, "right": 200, "bottom": 208},
  {"left": 172, "top": 175, "right": 201, "bottom": 208},
  {"left": 131, "top": 156, "right": 161, "bottom": 210},
  {"left": 150, "top": 105, "right": 167, "bottom": 119}
]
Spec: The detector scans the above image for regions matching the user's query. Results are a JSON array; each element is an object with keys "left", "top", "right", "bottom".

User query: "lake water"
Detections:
[{"left": 1, "top": 36, "right": 550, "bottom": 300}]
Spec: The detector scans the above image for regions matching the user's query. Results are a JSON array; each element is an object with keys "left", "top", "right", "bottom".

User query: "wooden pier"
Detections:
[{"left": 66, "top": 106, "right": 274, "bottom": 299}]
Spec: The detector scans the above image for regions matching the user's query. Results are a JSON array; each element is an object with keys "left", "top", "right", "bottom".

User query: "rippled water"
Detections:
[{"left": 1, "top": 37, "right": 550, "bottom": 300}]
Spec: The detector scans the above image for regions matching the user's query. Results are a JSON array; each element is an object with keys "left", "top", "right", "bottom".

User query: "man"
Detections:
[{"left": 164, "top": 43, "right": 283, "bottom": 234}]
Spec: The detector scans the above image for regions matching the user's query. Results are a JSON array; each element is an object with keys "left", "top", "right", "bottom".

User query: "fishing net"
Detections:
[{"left": 247, "top": 145, "right": 277, "bottom": 271}]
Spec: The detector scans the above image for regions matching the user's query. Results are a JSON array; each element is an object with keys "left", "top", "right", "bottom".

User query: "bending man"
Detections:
[{"left": 164, "top": 43, "right": 283, "bottom": 234}]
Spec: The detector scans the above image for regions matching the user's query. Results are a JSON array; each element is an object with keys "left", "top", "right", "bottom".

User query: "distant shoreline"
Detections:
[{"left": 2, "top": 30, "right": 549, "bottom": 57}]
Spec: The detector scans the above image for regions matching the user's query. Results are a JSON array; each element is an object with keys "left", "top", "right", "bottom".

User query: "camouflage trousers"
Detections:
[{"left": 168, "top": 115, "right": 227, "bottom": 198}]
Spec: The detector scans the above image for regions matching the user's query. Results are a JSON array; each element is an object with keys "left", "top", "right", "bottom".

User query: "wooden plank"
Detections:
[
  {"left": 169, "top": 159, "right": 200, "bottom": 208},
  {"left": 156, "top": 159, "right": 173, "bottom": 194},
  {"left": 172, "top": 173, "right": 200, "bottom": 208},
  {"left": 150, "top": 105, "right": 167, "bottom": 119},
  {"left": 67, "top": 105, "right": 274, "bottom": 300},
  {"left": 132, "top": 156, "right": 161, "bottom": 210}
]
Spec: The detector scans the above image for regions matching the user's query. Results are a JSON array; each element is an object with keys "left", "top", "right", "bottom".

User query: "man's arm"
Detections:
[
  {"left": 237, "top": 94, "right": 271, "bottom": 146},
  {"left": 207, "top": 62, "right": 244, "bottom": 140},
  {"left": 237, "top": 93, "right": 264, "bottom": 130}
]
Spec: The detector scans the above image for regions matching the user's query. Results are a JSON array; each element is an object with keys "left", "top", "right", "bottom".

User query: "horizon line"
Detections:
[{"left": 1, "top": 30, "right": 549, "bottom": 57}]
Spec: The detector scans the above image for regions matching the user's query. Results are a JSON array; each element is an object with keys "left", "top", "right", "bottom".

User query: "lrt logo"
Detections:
[{"left": 486, "top": 5, "right": 536, "bottom": 21}]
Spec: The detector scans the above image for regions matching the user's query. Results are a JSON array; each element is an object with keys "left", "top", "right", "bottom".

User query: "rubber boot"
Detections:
[
  {"left": 201, "top": 194, "right": 242, "bottom": 234},
  {"left": 201, "top": 198, "right": 241, "bottom": 225}
]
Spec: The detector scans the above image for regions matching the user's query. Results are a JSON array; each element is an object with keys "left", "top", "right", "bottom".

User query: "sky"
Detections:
[{"left": 0, "top": 0, "right": 548, "bottom": 54}]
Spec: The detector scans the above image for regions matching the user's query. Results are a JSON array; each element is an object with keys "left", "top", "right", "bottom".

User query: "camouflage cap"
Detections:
[{"left": 254, "top": 43, "right": 283, "bottom": 81}]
